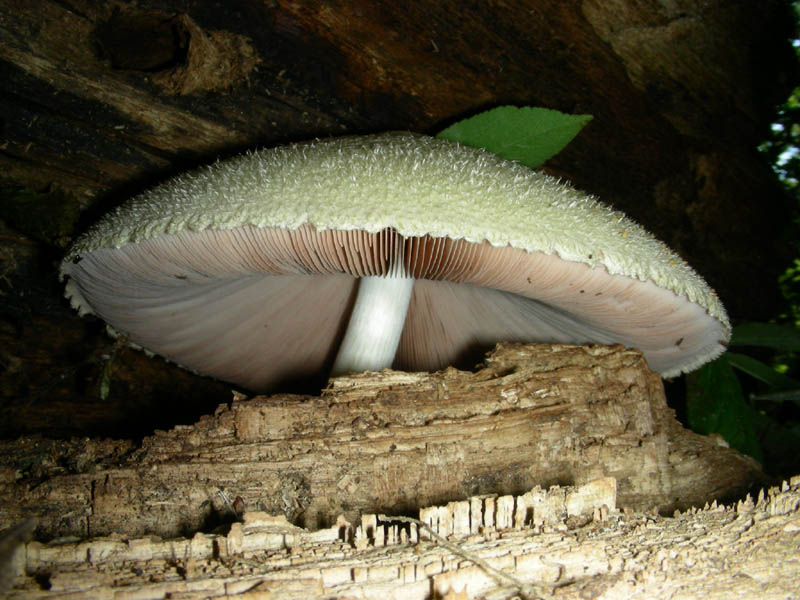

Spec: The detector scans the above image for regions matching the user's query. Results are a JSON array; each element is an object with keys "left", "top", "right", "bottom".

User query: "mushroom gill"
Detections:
[{"left": 61, "top": 132, "right": 730, "bottom": 391}]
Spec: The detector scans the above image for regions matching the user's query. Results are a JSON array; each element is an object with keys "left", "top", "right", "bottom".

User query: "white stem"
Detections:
[{"left": 331, "top": 274, "right": 415, "bottom": 375}]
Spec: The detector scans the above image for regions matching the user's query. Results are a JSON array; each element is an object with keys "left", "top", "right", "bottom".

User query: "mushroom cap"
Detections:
[{"left": 61, "top": 132, "right": 730, "bottom": 390}]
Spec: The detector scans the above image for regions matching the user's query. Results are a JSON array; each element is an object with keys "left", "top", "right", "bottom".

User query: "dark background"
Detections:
[{"left": 0, "top": 0, "right": 797, "bottom": 439}]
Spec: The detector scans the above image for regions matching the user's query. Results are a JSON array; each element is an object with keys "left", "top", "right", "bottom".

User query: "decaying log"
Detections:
[
  {"left": 0, "top": 343, "right": 764, "bottom": 542},
  {"left": 4, "top": 476, "right": 800, "bottom": 599}
]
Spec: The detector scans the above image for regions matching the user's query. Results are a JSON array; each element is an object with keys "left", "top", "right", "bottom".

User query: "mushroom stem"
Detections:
[{"left": 330, "top": 273, "right": 415, "bottom": 376}]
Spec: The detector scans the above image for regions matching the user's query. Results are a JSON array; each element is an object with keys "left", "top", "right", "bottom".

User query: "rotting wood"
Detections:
[
  {"left": 0, "top": 343, "right": 765, "bottom": 541},
  {"left": 4, "top": 476, "right": 800, "bottom": 599}
]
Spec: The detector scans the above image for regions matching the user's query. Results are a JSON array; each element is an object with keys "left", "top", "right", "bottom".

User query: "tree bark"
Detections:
[{"left": 0, "top": 344, "right": 764, "bottom": 541}]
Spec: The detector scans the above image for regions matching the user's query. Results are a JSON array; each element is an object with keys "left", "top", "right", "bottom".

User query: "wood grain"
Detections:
[
  {"left": 0, "top": 343, "right": 764, "bottom": 541},
  {"left": 4, "top": 476, "right": 798, "bottom": 598}
]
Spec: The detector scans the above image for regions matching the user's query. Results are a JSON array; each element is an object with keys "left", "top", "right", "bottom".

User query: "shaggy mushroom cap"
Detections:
[{"left": 61, "top": 132, "right": 730, "bottom": 391}]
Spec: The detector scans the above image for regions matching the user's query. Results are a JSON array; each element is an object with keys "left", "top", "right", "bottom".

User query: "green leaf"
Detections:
[
  {"left": 729, "top": 322, "right": 800, "bottom": 352},
  {"left": 725, "top": 352, "right": 800, "bottom": 390},
  {"left": 750, "top": 389, "right": 800, "bottom": 409},
  {"left": 435, "top": 106, "right": 593, "bottom": 169},
  {"left": 686, "top": 356, "right": 762, "bottom": 462}
]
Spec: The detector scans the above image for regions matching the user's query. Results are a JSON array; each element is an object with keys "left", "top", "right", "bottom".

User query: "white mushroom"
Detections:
[{"left": 60, "top": 132, "right": 730, "bottom": 391}]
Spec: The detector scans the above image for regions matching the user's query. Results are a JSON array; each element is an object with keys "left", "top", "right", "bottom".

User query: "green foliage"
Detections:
[
  {"left": 758, "top": 18, "right": 800, "bottom": 327},
  {"left": 436, "top": 106, "right": 593, "bottom": 169},
  {"left": 725, "top": 352, "right": 799, "bottom": 390},
  {"left": 758, "top": 0, "right": 800, "bottom": 192},
  {"left": 759, "top": 89, "right": 800, "bottom": 190},
  {"left": 779, "top": 258, "right": 800, "bottom": 327},
  {"left": 687, "top": 322, "right": 800, "bottom": 466},
  {"left": 686, "top": 355, "right": 763, "bottom": 462},
  {"left": 734, "top": 6, "right": 800, "bottom": 472},
  {"left": 729, "top": 322, "right": 800, "bottom": 351}
]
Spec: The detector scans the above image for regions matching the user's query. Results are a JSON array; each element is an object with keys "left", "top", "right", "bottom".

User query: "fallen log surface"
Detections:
[
  {"left": 0, "top": 343, "right": 764, "bottom": 542},
  {"left": 4, "top": 476, "right": 799, "bottom": 599}
]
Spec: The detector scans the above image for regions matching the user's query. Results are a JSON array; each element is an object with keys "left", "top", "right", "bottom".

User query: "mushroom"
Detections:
[{"left": 60, "top": 132, "right": 730, "bottom": 391}]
